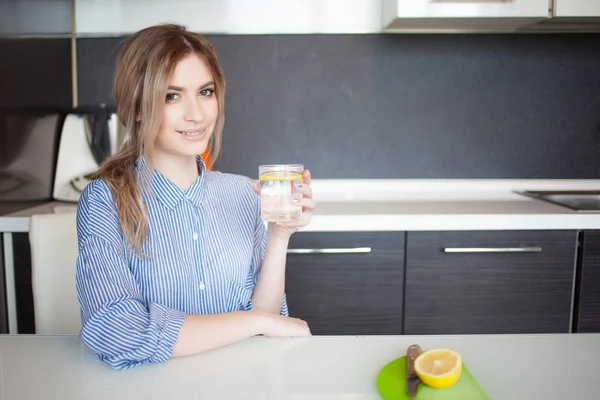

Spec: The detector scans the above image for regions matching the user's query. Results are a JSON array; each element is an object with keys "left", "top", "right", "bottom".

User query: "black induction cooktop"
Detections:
[{"left": 516, "top": 190, "right": 600, "bottom": 213}]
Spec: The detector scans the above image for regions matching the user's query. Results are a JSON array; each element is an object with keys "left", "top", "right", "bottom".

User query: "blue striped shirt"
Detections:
[{"left": 75, "top": 156, "right": 288, "bottom": 370}]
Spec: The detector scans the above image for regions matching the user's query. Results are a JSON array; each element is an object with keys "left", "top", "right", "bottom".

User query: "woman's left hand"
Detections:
[{"left": 253, "top": 169, "right": 316, "bottom": 240}]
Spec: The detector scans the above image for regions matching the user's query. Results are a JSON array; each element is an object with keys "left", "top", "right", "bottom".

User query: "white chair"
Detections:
[{"left": 29, "top": 212, "right": 81, "bottom": 334}]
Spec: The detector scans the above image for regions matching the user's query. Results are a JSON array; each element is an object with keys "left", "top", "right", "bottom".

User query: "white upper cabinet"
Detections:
[
  {"left": 553, "top": 0, "right": 600, "bottom": 17},
  {"left": 383, "top": 0, "right": 551, "bottom": 32},
  {"left": 74, "top": 0, "right": 600, "bottom": 35},
  {"left": 75, "top": 0, "right": 382, "bottom": 36},
  {"left": 0, "top": 0, "right": 72, "bottom": 37}
]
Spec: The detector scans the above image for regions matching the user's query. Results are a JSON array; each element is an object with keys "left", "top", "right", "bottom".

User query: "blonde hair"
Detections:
[{"left": 96, "top": 24, "right": 226, "bottom": 255}]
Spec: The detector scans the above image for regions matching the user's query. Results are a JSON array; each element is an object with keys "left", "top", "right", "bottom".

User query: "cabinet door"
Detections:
[
  {"left": 554, "top": 0, "right": 600, "bottom": 17},
  {"left": 405, "top": 230, "right": 577, "bottom": 335},
  {"left": 383, "top": 0, "right": 550, "bottom": 32},
  {"left": 388, "top": 0, "right": 549, "bottom": 18},
  {"left": 576, "top": 231, "right": 600, "bottom": 333},
  {"left": 285, "top": 232, "right": 405, "bottom": 335}
]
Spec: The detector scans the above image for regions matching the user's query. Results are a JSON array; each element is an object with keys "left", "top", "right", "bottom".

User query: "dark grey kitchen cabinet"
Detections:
[
  {"left": 575, "top": 230, "right": 600, "bottom": 333},
  {"left": 284, "top": 231, "right": 405, "bottom": 335},
  {"left": 12, "top": 233, "right": 35, "bottom": 333},
  {"left": 404, "top": 230, "right": 578, "bottom": 335},
  {"left": 0, "top": 233, "right": 34, "bottom": 334},
  {"left": 0, "top": 234, "right": 6, "bottom": 333}
]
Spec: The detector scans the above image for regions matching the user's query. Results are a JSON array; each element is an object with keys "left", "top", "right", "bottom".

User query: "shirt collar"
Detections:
[{"left": 136, "top": 154, "right": 207, "bottom": 210}]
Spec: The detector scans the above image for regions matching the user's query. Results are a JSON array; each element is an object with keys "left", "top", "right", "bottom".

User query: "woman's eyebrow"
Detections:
[{"left": 167, "top": 81, "right": 215, "bottom": 91}]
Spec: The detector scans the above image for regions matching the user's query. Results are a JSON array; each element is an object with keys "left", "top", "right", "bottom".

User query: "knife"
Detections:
[{"left": 406, "top": 344, "right": 422, "bottom": 400}]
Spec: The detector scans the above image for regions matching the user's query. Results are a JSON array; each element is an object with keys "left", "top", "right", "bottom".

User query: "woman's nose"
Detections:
[{"left": 184, "top": 97, "right": 204, "bottom": 122}]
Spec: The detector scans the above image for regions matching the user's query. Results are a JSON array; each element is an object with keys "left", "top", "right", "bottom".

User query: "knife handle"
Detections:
[{"left": 407, "top": 344, "right": 422, "bottom": 376}]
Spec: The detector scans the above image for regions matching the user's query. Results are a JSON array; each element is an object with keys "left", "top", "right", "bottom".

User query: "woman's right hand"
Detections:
[{"left": 255, "top": 311, "right": 312, "bottom": 337}]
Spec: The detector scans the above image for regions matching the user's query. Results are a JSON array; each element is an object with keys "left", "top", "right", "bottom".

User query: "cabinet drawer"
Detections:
[
  {"left": 576, "top": 231, "right": 600, "bottom": 333},
  {"left": 405, "top": 230, "right": 577, "bottom": 335},
  {"left": 285, "top": 232, "right": 405, "bottom": 335}
]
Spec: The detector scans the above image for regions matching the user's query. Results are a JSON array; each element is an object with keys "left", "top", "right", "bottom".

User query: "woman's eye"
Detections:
[
  {"left": 166, "top": 93, "right": 180, "bottom": 101},
  {"left": 200, "top": 88, "right": 214, "bottom": 97}
]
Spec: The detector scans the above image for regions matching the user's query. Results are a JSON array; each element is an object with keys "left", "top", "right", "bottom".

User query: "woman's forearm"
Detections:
[
  {"left": 172, "top": 307, "right": 311, "bottom": 358},
  {"left": 250, "top": 226, "right": 289, "bottom": 314},
  {"left": 172, "top": 311, "right": 266, "bottom": 357}
]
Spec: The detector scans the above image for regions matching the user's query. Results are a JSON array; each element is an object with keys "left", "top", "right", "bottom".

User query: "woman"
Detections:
[{"left": 75, "top": 24, "right": 315, "bottom": 370}]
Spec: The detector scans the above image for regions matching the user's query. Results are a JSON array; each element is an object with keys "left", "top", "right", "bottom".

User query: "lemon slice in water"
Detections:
[{"left": 259, "top": 171, "right": 303, "bottom": 181}]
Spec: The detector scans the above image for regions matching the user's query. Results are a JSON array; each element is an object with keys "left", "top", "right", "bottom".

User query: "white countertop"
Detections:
[
  {"left": 1, "top": 179, "right": 600, "bottom": 232},
  {"left": 0, "top": 334, "right": 598, "bottom": 399}
]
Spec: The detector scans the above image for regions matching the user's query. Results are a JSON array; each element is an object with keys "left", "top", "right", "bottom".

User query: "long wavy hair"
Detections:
[{"left": 95, "top": 24, "right": 226, "bottom": 255}]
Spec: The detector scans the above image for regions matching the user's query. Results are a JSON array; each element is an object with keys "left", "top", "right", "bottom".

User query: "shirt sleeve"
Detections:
[
  {"left": 245, "top": 188, "right": 289, "bottom": 317},
  {"left": 75, "top": 180, "right": 186, "bottom": 370}
]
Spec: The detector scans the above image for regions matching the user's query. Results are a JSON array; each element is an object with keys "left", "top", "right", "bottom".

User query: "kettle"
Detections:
[{"left": 52, "top": 107, "right": 126, "bottom": 202}]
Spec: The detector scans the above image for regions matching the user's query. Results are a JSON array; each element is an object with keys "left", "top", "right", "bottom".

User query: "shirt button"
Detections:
[
  {"left": 192, "top": 233, "right": 199, "bottom": 240},
  {"left": 199, "top": 283, "right": 206, "bottom": 290}
]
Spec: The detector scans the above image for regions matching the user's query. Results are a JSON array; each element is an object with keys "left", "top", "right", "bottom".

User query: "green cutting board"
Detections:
[{"left": 376, "top": 356, "right": 491, "bottom": 400}]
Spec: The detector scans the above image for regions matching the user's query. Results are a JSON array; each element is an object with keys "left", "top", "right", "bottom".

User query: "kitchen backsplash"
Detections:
[
  {"left": 0, "top": 38, "right": 72, "bottom": 110},
  {"left": 3, "top": 33, "right": 600, "bottom": 179},
  {"left": 77, "top": 33, "right": 600, "bottom": 179}
]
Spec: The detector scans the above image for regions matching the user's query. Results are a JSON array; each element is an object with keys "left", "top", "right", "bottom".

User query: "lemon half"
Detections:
[{"left": 414, "top": 348, "right": 462, "bottom": 389}]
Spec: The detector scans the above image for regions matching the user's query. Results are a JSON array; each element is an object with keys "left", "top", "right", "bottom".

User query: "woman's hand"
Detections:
[
  {"left": 252, "top": 310, "right": 312, "bottom": 337},
  {"left": 253, "top": 169, "right": 316, "bottom": 240}
]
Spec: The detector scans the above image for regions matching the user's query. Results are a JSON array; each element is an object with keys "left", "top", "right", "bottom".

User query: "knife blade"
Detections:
[{"left": 406, "top": 344, "right": 422, "bottom": 400}]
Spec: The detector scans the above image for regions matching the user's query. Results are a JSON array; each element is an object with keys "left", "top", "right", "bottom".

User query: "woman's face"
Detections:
[{"left": 155, "top": 53, "right": 218, "bottom": 161}]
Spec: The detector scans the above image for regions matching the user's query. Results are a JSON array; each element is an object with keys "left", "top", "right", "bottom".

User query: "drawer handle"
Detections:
[
  {"left": 287, "top": 247, "right": 372, "bottom": 255},
  {"left": 443, "top": 247, "right": 542, "bottom": 253}
]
